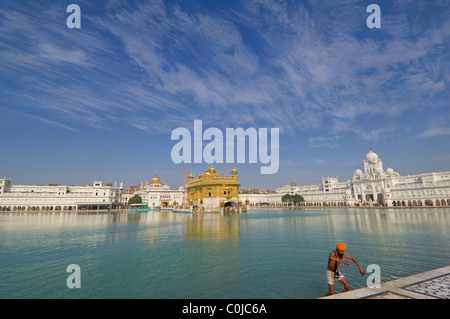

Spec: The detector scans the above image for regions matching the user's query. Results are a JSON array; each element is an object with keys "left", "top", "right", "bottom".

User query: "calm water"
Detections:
[{"left": 0, "top": 208, "right": 449, "bottom": 299}]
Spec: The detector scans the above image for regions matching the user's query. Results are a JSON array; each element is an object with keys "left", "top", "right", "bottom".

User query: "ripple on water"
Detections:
[{"left": 1, "top": 209, "right": 449, "bottom": 298}]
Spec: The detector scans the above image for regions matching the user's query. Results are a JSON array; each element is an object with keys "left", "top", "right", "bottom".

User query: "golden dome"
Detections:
[
  {"left": 150, "top": 173, "right": 161, "bottom": 185},
  {"left": 188, "top": 171, "right": 194, "bottom": 179},
  {"left": 205, "top": 165, "right": 216, "bottom": 174},
  {"left": 231, "top": 166, "right": 238, "bottom": 175}
]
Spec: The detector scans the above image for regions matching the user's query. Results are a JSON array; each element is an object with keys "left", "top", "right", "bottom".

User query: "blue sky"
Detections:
[{"left": 1, "top": 0, "right": 449, "bottom": 190}]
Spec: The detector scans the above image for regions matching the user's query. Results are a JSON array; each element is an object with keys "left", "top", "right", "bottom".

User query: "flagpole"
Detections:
[{"left": 182, "top": 166, "right": 186, "bottom": 206}]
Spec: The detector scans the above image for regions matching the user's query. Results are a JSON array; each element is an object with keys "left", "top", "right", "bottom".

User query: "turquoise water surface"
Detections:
[{"left": 1, "top": 208, "right": 449, "bottom": 299}]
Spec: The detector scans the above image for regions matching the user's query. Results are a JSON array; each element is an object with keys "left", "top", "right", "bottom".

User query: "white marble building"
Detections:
[
  {"left": 0, "top": 178, "right": 123, "bottom": 211},
  {"left": 120, "top": 173, "right": 185, "bottom": 208},
  {"left": 239, "top": 192, "right": 283, "bottom": 207},
  {"left": 2, "top": 149, "right": 448, "bottom": 211},
  {"left": 347, "top": 150, "right": 450, "bottom": 207},
  {"left": 350, "top": 149, "right": 450, "bottom": 207},
  {"left": 242, "top": 148, "right": 450, "bottom": 208}
]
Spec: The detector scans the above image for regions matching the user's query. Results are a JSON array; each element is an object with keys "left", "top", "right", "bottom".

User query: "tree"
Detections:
[
  {"left": 281, "top": 194, "right": 305, "bottom": 205},
  {"left": 128, "top": 195, "right": 142, "bottom": 205},
  {"left": 282, "top": 194, "right": 292, "bottom": 202},
  {"left": 292, "top": 194, "right": 305, "bottom": 203}
]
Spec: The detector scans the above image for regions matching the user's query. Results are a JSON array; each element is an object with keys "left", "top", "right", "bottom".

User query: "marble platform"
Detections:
[{"left": 320, "top": 265, "right": 450, "bottom": 299}]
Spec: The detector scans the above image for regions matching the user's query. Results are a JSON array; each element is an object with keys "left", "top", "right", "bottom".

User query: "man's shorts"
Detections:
[{"left": 326, "top": 270, "right": 345, "bottom": 285}]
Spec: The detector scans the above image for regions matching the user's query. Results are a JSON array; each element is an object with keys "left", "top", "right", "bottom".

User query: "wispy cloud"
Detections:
[
  {"left": 416, "top": 116, "right": 450, "bottom": 138},
  {"left": 1, "top": 108, "right": 78, "bottom": 132},
  {"left": 1, "top": 0, "right": 449, "bottom": 189},
  {"left": 331, "top": 119, "right": 396, "bottom": 141},
  {"left": 308, "top": 136, "right": 340, "bottom": 148},
  {"left": 1, "top": 0, "right": 449, "bottom": 140},
  {"left": 417, "top": 127, "right": 450, "bottom": 138}
]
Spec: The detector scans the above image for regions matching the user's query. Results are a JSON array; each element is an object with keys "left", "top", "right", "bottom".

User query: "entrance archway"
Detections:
[
  {"left": 223, "top": 200, "right": 238, "bottom": 214},
  {"left": 377, "top": 194, "right": 383, "bottom": 204},
  {"left": 161, "top": 201, "right": 169, "bottom": 208}
]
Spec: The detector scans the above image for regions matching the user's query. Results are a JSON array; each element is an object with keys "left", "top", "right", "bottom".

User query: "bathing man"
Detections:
[{"left": 326, "top": 242, "right": 366, "bottom": 296}]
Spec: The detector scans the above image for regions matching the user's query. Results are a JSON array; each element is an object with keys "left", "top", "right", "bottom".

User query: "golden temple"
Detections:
[{"left": 186, "top": 165, "right": 241, "bottom": 212}]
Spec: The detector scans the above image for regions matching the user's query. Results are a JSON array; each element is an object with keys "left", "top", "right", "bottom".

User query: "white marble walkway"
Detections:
[{"left": 320, "top": 265, "right": 450, "bottom": 299}]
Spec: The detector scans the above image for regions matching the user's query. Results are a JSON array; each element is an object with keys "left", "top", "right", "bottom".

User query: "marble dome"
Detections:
[{"left": 365, "top": 148, "right": 379, "bottom": 161}]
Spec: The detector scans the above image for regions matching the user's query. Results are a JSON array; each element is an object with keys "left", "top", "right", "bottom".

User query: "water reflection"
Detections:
[
  {"left": 185, "top": 213, "right": 241, "bottom": 241},
  {"left": 1, "top": 208, "right": 449, "bottom": 298},
  {"left": 1, "top": 208, "right": 448, "bottom": 246}
]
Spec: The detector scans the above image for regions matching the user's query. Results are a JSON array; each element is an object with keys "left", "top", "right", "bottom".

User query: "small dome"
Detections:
[
  {"left": 208, "top": 165, "right": 216, "bottom": 174},
  {"left": 386, "top": 166, "right": 394, "bottom": 174},
  {"left": 150, "top": 173, "right": 161, "bottom": 185},
  {"left": 365, "top": 147, "right": 378, "bottom": 161},
  {"left": 355, "top": 168, "right": 363, "bottom": 175},
  {"left": 231, "top": 166, "right": 238, "bottom": 175},
  {"left": 188, "top": 171, "right": 194, "bottom": 179}
]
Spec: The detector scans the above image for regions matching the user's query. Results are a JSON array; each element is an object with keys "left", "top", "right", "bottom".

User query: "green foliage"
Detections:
[
  {"left": 128, "top": 195, "right": 142, "bottom": 205},
  {"left": 281, "top": 194, "right": 305, "bottom": 203}
]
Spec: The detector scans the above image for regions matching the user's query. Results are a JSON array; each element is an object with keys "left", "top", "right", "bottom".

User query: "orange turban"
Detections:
[{"left": 336, "top": 242, "right": 346, "bottom": 251}]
